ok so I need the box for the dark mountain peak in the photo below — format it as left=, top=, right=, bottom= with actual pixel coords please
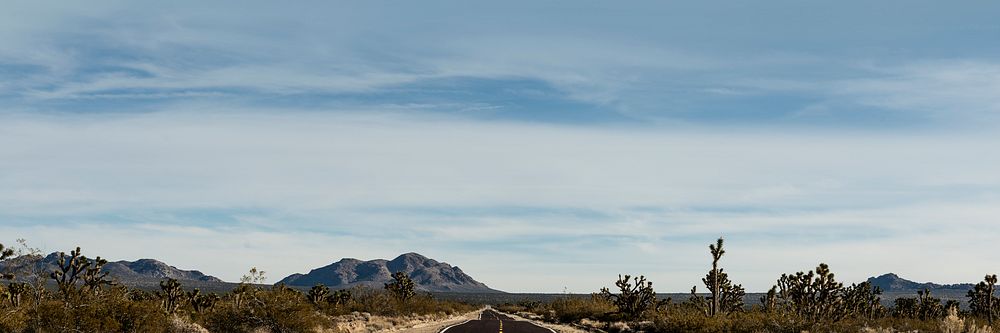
left=394, top=252, right=429, bottom=260
left=388, top=252, right=441, bottom=272
left=279, top=253, right=501, bottom=293
left=867, top=273, right=974, bottom=292
left=108, top=258, right=221, bottom=282
left=337, top=258, right=363, bottom=264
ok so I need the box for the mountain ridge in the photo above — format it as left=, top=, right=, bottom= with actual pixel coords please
left=0, top=252, right=222, bottom=284
left=278, top=252, right=501, bottom=293
left=866, top=273, right=975, bottom=292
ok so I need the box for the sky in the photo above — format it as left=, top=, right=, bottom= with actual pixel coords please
left=2, top=1, right=1000, bottom=293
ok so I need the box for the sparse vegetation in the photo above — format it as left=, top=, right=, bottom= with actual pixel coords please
left=5, top=237, right=1000, bottom=332
left=502, top=237, right=1000, bottom=333
left=0, top=242, right=476, bottom=333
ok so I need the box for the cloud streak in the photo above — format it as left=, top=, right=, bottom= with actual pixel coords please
left=2, top=110, right=999, bottom=291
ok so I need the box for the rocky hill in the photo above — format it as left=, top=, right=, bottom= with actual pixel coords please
left=867, top=273, right=975, bottom=292
left=0, top=252, right=222, bottom=284
left=278, top=252, right=500, bottom=293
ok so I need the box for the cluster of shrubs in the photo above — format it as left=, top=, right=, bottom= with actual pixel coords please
left=0, top=243, right=474, bottom=333
left=498, top=238, right=1000, bottom=333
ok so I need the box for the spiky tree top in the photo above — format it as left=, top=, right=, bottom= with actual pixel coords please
left=308, top=284, right=331, bottom=305
left=329, top=289, right=352, bottom=306
left=187, top=288, right=219, bottom=314
left=600, top=274, right=661, bottom=322
left=49, top=247, right=112, bottom=298
left=773, top=263, right=846, bottom=322
left=841, top=281, right=884, bottom=320
left=0, top=243, right=14, bottom=280
left=708, top=237, right=725, bottom=316
left=968, top=274, right=999, bottom=324
left=158, top=278, right=185, bottom=314
left=385, top=271, right=415, bottom=302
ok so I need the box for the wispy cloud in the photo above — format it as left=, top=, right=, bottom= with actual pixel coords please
left=3, top=2, right=1000, bottom=126
left=2, top=110, right=999, bottom=290
left=833, top=60, right=1000, bottom=121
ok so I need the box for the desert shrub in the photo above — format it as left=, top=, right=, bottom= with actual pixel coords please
left=27, top=288, right=169, bottom=333
left=200, top=284, right=328, bottom=333
left=650, top=306, right=810, bottom=333
left=544, top=295, right=615, bottom=323
left=344, top=286, right=397, bottom=316
left=335, top=286, right=472, bottom=317
left=0, top=306, right=29, bottom=332
left=397, top=292, right=473, bottom=316
left=495, top=300, right=542, bottom=314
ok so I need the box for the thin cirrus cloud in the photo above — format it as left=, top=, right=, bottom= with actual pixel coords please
left=1, top=1, right=1000, bottom=291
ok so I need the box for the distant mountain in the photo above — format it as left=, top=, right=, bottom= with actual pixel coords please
left=278, top=252, right=501, bottom=293
left=0, top=252, right=222, bottom=284
left=867, top=273, right=975, bottom=292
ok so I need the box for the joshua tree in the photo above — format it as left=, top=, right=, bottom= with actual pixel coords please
left=693, top=237, right=745, bottom=316
left=688, top=286, right=710, bottom=315
left=702, top=267, right=746, bottom=315
left=308, top=284, right=331, bottom=305
left=187, top=288, right=219, bottom=314
left=841, top=281, right=884, bottom=320
left=1, top=242, right=16, bottom=280
left=0, top=245, right=16, bottom=307
left=944, top=300, right=961, bottom=313
left=329, top=289, right=352, bottom=306
left=916, top=288, right=944, bottom=320
left=231, top=283, right=254, bottom=309
left=708, top=238, right=725, bottom=316
left=968, top=274, right=999, bottom=324
left=241, top=267, right=267, bottom=284
left=158, top=278, right=185, bottom=314
left=894, top=297, right=919, bottom=318
left=760, top=286, right=778, bottom=312
left=49, top=247, right=112, bottom=299
left=81, top=260, right=113, bottom=294
left=272, top=283, right=300, bottom=296
left=384, top=271, right=415, bottom=302
left=600, top=274, right=661, bottom=321
left=4, top=282, right=29, bottom=307
left=773, top=263, right=845, bottom=322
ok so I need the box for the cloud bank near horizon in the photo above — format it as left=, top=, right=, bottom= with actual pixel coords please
left=2, top=1, right=1000, bottom=292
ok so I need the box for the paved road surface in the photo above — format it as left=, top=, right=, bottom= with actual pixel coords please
left=440, top=309, right=553, bottom=333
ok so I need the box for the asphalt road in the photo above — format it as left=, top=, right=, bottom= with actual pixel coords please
left=441, top=309, right=553, bottom=333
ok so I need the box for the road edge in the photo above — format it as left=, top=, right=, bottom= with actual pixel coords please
left=494, top=309, right=587, bottom=333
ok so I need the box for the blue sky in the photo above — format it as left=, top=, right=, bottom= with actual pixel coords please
left=2, top=1, right=1000, bottom=292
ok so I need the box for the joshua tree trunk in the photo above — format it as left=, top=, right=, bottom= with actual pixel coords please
left=709, top=238, right=725, bottom=317
left=989, top=275, right=997, bottom=324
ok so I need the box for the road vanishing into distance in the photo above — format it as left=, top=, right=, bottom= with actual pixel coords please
left=440, top=309, right=554, bottom=333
